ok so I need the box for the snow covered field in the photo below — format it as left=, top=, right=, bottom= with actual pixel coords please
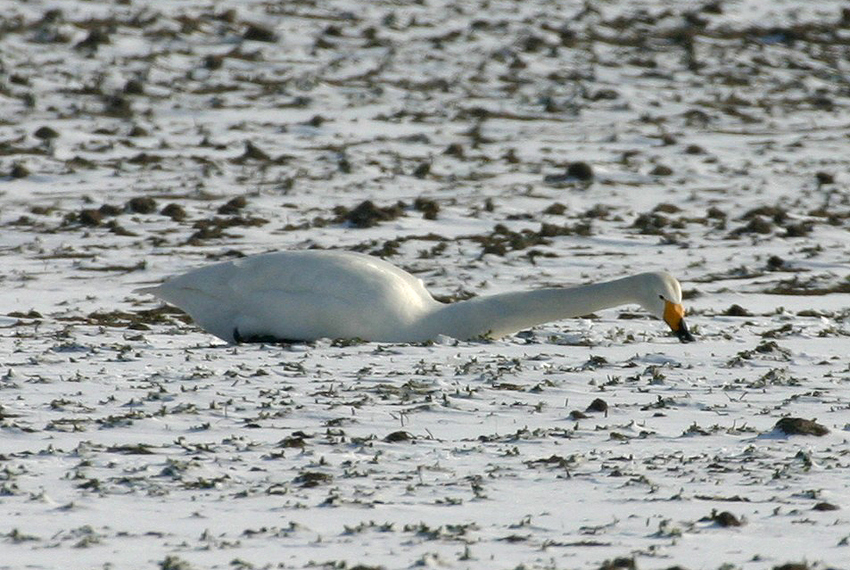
left=1, top=0, right=849, bottom=568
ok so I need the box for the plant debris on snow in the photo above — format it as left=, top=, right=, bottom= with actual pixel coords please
left=1, top=1, right=849, bottom=569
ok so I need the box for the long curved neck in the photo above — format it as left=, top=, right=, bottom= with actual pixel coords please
left=419, top=275, right=644, bottom=340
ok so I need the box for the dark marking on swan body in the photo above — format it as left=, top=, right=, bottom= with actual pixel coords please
left=233, top=327, right=302, bottom=345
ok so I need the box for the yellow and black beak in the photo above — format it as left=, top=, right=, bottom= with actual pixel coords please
left=663, top=300, right=695, bottom=343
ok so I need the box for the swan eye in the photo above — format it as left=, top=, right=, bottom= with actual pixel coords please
left=658, top=294, right=665, bottom=300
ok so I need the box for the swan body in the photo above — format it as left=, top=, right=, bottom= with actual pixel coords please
left=135, top=250, right=694, bottom=344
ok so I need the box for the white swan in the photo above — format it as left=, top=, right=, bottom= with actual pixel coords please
left=135, top=250, right=694, bottom=344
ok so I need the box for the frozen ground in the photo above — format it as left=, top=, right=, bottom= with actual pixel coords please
left=1, top=0, right=849, bottom=568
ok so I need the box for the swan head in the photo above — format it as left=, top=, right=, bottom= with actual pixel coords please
left=635, top=272, right=695, bottom=343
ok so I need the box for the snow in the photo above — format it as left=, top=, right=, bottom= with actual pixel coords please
left=1, top=0, right=849, bottom=569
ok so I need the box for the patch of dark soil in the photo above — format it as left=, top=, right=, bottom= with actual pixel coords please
left=763, top=276, right=850, bottom=295
left=815, top=172, right=834, bottom=185
left=123, top=79, right=144, bottom=95
left=525, top=454, right=573, bottom=469
left=702, top=510, right=743, bottom=527
left=293, top=471, right=332, bottom=488
left=243, top=23, right=278, bottom=43
left=413, top=197, right=439, bottom=220
left=278, top=436, right=307, bottom=449
left=754, top=340, right=790, bottom=356
left=9, top=163, right=30, bottom=178
left=305, top=115, right=325, bottom=128
left=335, top=200, right=406, bottom=228
left=543, top=202, right=567, bottom=215
left=217, top=196, right=247, bottom=215
left=0, top=141, right=48, bottom=157
left=76, top=208, right=103, bottom=226
left=75, top=28, right=109, bottom=51
left=808, top=207, right=849, bottom=226
left=370, top=239, right=401, bottom=258
left=161, top=203, right=187, bottom=221
left=188, top=216, right=268, bottom=243
left=107, top=444, right=155, bottom=455
left=474, top=224, right=548, bottom=256
left=597, top=557, right=635, bottom=570
left=724, top=304, right=752, bottom=316
left=774, top=417, right=829, bottom=436
left=653, top=203, right=681, bottom=214
left=65, top=156, right=97, bottom=170
left=127, top=196, right=157, bottom=214
left=444, top=143, right=464, bottom=157
left=543, top=161, right=594, bottom=185
left=566, top=161, right=593, bottom=180
left=102, top=94, right=133, bottom=118
left=384, top=431, right=414, bottom=443
left=682, top=289, right=701, bottom=300
left=126, top=153, right=162, bottom=166
left=706, top=206, right=726, bottom=219
left=106, top=220, right=137, bottom=237
left=583, top=204, right=615, bottom=220
left=491, top=382, right=526, bottom=391
left=728, top=341, right=791, bottom=366
left=411, top=162, right=430, bottom=178
left=812, top=502, right=839, bottom=511
left=67, top=306, right=187, bottom=330
left=98, top=204, right=122, bottom=217
left=230, top=141, right=291, bottom=164
left=472, top=221, right=592, bottom=256
left=694, top=494, right=750, bottom=502
left=34, top=126, right=59, bottom=140
left=544, top=221, right=592, bottom=237
left=766, top=255, right=786, bottom=271
left=740, top=206, right=788, bottom=223
left=728, top=215, right=773, bottom=236
left=633, top=212, right=669, bottom=234
left=782, top=221, right=813, bottom=237
left=773, top=564, right=810, bottom=570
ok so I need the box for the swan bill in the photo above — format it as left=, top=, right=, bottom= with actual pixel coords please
left=663, top=300, right=695, bottom=343
left=674, top=319, right=695, bottom=343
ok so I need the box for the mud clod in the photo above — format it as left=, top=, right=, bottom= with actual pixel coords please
left=243, top=24, right=278, bottom=43
left=567, top=161, right=594, bottom=181
left=337, top=200, right=405, bottom=229
left=774, top=417, right=829, bottom=437
left=598, top=557, right=636, bottom=570
left=218, top=197, right=248, bottom=215
left=10, top=163, right=30, bottom=178
left=413, top=197, right=439, bottom=220
left=384, top=431, right=414, bottom=443
left=705, top=510, right=743, bottom=527
left=724, top=304, right=752, bottom=317
left=34, top=126, right=59, bottom=140
left=127, top=197, right=158, bottom=215
left=161, top=203, right=187, bottom=221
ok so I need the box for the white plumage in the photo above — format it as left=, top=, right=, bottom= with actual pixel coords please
left=136, top=250, right=694, bottom=344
